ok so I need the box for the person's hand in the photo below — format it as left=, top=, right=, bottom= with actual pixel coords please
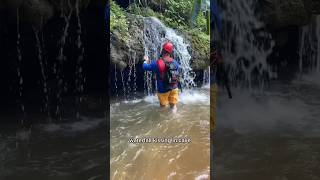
left=144, top=55, right=150, bottom=64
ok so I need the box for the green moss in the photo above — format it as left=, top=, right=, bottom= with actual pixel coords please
left=110, top=0, right=129, bottom=39
left=187, top=28, right=210, bottom=60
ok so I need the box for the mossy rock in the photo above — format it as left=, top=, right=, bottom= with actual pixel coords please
left=110, top=14, right=145, bottom=70
left=185, top=30, right=210, bottom=70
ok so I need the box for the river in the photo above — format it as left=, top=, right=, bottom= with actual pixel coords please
left=110, top=88, right=210, bottom=180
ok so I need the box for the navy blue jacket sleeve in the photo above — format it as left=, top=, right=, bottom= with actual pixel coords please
left=143, top=60, right=157, bottom=72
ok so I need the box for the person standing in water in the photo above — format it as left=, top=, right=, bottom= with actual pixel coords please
left=143, top=42, right=181, bottom=112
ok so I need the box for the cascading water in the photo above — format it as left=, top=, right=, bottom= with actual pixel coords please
left=143, top=17, right=196, bottom=91
left=114, top=64, right=119, bottom=98
left=55, top=6, right=73, bottom=120
left=120, top=70, right=126, bottom=99
left=220, top=0, right=275, bottom=88
left=203, top=66, right=210, bottom=87
left=317, top=16, right=320, bottom=72
left=34, top=29, right=51, bottom=120
left=299, top=15, right=320, bottom=74
left=16, top=8, right=25, bottom=125
left=132, top=51, right=138, bottom=98
left=1, top=4, right=108, bottom=179
left=75, top=0, right=85, bottom=119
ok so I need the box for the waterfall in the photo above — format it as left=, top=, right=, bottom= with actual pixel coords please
left=114, top=64, right=119, bottom=98
left=120, top=70, right=126, bottom=100
left=203, top=66, right=210, bottom=87
left=317, top=16, right=320, bottom=72
left=34, top=29, right=50, bottom=120
left=143, top=17, right=196, bottom=91
left=16, top=8, right=25, bottom=125
left=298, top=15, right=320, bottom=74
left=133, top=52, right=137, bottom=98
left=220, top=0, right=274, bottom=87
left=75, top=0, right=84, bottom=119
left=55, top=7, right=73, bottom=120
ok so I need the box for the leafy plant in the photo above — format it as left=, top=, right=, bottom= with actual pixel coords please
left=110, top=0, right=129, bottom=37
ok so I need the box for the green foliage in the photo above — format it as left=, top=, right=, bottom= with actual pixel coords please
left=128, top=0, right=208, bottom=34
left=195, top=11, right=207, bottom=32
left=163, top=0, right=193, bottom=27
left=110, top=0, right=129, bottom=38
left=128, top=4, right=157, bottom=17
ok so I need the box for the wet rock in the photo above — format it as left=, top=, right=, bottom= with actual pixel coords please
left=261, top=0, right=320, bottom=29
left=0, top=0, right=91, bottom=28
left=186, top=35, right=210, bottom=70
left=262, top=0, right=311, bottom=28
left=20, top=0, right=54, bottom=27
left=303, top=0, right=320, bottom=14
left=110, top=14, right=145, bottom=70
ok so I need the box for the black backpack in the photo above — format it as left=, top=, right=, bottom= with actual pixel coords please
left=162, top=58, right=179, bottom=90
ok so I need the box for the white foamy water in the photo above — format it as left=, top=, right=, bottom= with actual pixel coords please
left=216, top=81, right=320, bottom=179
left=217, top=87, right=311, bottom=135
left=38, top=116, right=105, bottom=134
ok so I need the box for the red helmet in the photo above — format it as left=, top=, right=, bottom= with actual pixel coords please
left=162, top=42, right=174, bottom=53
